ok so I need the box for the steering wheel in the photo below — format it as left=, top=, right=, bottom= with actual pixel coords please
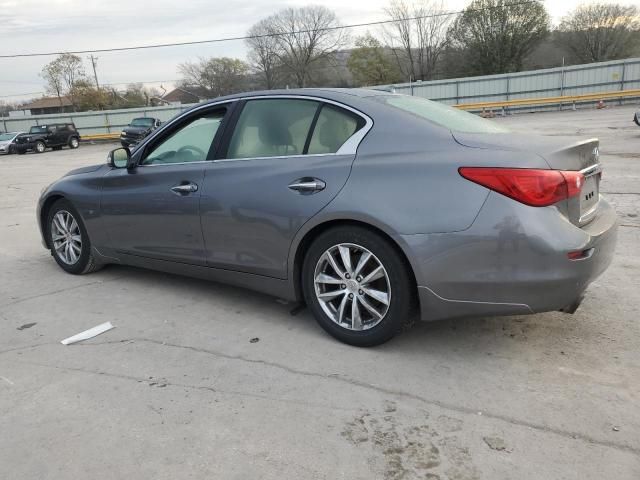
left=177, top=145, right=206, bottom=160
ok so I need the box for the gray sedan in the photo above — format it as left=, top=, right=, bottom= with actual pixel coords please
left=0, top=131, right=23, bottom=155
left=37, top=89, right=617, bottom=346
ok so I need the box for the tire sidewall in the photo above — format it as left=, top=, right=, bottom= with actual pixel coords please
left=302, top=227, right=413, bottom=347
left=46, top=200, right=92, bottom=274
left=35, top=141, right=45, bottom=153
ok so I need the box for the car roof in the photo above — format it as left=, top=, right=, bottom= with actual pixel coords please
left=197, top=87, right=393, bottom=106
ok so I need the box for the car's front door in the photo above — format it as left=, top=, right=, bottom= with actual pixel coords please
left=200, top=97, right=368, bottom=278
left=100, top=105, right=231, bottom=266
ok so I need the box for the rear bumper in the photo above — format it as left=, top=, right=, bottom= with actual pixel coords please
left=401, top=193, right=618, bottom=322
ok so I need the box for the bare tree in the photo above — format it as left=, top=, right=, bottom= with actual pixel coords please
left=258, top=6, right=347, bottom=88
left=178, top=57, right=249, bottom=98
left=384, top=0, right=453, bottom=81
left=557, top=3, right=640, bottom=63
left=40, top=53, right=86, bottom=110
left=41, top=61, right=65, bottom=106
left=246, top=19, right=281, bottom=89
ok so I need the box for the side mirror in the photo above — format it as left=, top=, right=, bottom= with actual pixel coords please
left=108, top=147, right=131, bottom=169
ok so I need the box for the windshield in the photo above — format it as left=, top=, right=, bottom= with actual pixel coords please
left=29, top=126, right=47, bottom=134
left=0, top=133, right=16, bottom=141
left=130, top=118, right=155, bottom=127
left=378, top=95, right=509, bottom=134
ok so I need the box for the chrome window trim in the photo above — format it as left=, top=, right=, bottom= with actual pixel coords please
left=131, top=94, right=373, bottom=168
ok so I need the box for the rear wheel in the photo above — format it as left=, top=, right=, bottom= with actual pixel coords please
left=46, top=199, right=102, bottom=275
left=34, top=141, right=46, bottom=153
left=68, top=137, right=79, bottom=149
left=302, top=226, right=415, bottom=346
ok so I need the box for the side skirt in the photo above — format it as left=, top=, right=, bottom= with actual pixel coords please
left=96, top=248, right=296, bottom=302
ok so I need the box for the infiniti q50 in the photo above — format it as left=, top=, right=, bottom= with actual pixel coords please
left=37, top=89, right=617, bottom=346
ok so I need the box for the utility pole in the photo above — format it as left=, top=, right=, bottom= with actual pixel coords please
left=88, top=55, right=100, bottom=89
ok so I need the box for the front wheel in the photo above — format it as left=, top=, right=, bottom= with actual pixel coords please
left=46, top=199, right=102, bottom=274
left=302, top=226, right=415, bottom=347
left=34, top=141, right=46, bottom=153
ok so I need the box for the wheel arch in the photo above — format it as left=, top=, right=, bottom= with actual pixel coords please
left=40, top=194, right=66, bottom=248
left=291, top=218, right=419, bottom=305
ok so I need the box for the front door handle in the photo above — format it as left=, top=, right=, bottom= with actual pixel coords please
left=288, top=177, right=326, bottom=194
left=171, top=182, right=198, bottom=195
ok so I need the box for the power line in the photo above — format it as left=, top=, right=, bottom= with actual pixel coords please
left=0, top=1, right=540, bottom=59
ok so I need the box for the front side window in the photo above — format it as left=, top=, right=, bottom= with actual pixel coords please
left=226, top=99, right=319, bottom=159
left=307, top=105, right=362, bottom=155
left=143, top=110, right=225, bottom=165
left=30, top=126, right=47, bottom=134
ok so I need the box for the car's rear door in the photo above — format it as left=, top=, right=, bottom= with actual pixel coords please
left=100, top=103, right=232, bottom=266
left=199, top=97, right=369, bottom=279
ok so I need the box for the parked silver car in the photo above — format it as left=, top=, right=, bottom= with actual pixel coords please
left=0, top=131, right=24, bottom=155
left=37, top=89, right=617, bottom=346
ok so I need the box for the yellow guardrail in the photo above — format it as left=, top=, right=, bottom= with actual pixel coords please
left=81, top=133, right=120, bottom=141
left=455, top=88, right=640, bottom=111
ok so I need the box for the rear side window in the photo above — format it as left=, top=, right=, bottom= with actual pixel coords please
left=226, top=99, right=319, bottom=159
left=378, top=95, right=509, bottom=134
left=307, top=105, right=362, bottom=155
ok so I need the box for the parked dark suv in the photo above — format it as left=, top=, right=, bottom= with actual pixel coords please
left=15, top=123, right=80, bottom=154
left=120, top=117, right=161, bottom=148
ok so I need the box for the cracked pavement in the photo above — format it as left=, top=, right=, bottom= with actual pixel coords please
left=1, top=106, right=639, bottom=479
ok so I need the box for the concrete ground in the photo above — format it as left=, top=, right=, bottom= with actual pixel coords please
left=1, top=105, right=639, bottom=480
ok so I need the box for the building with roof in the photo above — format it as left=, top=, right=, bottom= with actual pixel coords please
left=20, top=96, right=74, bottom=115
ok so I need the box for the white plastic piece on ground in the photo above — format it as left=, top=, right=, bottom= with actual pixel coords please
left=60, top=322, right=115, bottom=345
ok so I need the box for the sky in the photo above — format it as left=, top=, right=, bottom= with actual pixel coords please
left=0, top=0, right=638, bottom=102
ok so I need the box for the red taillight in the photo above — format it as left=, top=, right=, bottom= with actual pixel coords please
left=458, top=167, right=585, bottom=207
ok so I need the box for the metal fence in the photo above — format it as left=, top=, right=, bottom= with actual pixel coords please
left=3, top=57, right=640, bottom=136
left=1, top=103, right=199, bottom=137
left=373, top=57, right=640, bottom=110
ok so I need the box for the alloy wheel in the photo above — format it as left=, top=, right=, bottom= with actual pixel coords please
left=313, top=243, right=391, bottom=331
left=70, top=138, right=79, bottom=148
left=51, top=210, right=82, bottom=265
left=36, top=142, right=45, bottom=153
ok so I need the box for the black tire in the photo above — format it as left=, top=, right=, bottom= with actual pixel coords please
left=34, top=141, right=46, bottom=153
left=68, top=137, right=79, bottom=149
left=46, top=199, right=103, bottom=275
left=302, top=226, right=415, bottom=347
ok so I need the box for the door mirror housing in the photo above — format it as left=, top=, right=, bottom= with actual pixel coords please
left=108, top=147, right=132, bottom=169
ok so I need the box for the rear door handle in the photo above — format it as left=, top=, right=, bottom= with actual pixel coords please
left=171, top=182, right=198, bottom=195
left=288, top=177, right=326, bottom=194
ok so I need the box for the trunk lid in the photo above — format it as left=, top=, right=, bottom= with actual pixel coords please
left=453, top=132, right=602, bottom=226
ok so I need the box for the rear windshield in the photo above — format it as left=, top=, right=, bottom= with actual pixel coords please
left=377, top=95, right=509, bottom=134
left=130, top=118, right=155, bottom=127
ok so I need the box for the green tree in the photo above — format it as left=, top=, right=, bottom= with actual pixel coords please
left=70, top=80, right=110, bottom=111
left=179, top=57, right=249, bottom=97
left=347, top=34, right=400, bottom=86
left=557, top=3, right=640, bottom=63
left=448, top=0, right=550, bottom=75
